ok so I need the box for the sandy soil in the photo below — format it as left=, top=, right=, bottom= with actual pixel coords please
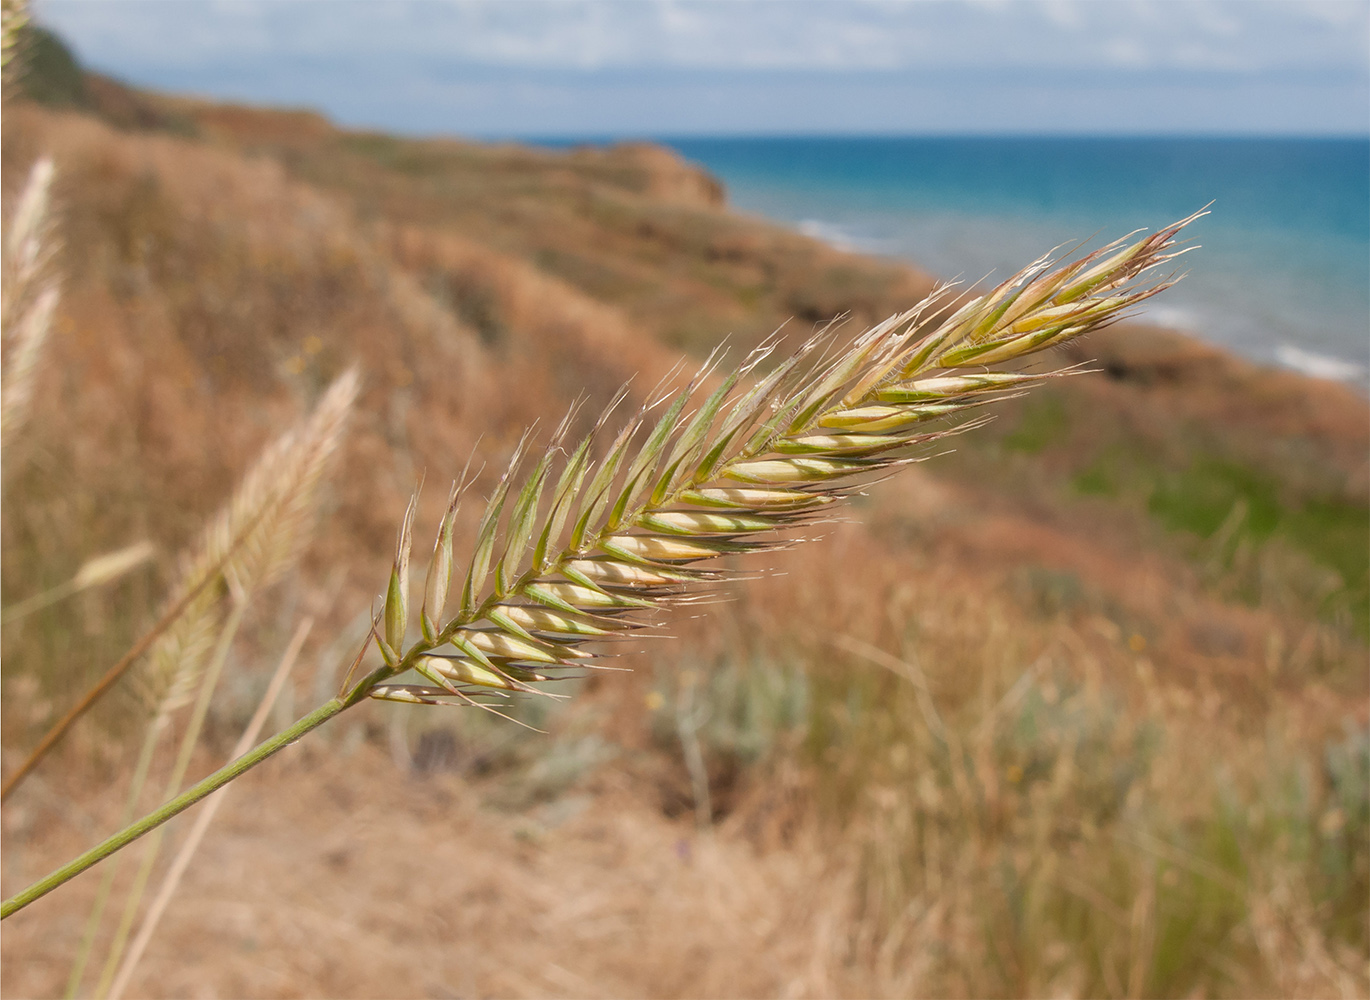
left=3, top=737, right=847, bottom=999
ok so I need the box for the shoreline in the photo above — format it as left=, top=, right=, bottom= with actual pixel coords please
left=660, top=134, right=1369, bottom=391
left=770, top=215, right=1370, bottom=392
left=721, top=195, right=1370, bottom=400
left=779, top=211, right=1370, bottom=393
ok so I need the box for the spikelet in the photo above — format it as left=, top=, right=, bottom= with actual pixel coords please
left=365, top=215, right=1201, bottom=708
left=2, top=0, right=29, bottom=80
left=1, top=156, right=58, bottom=451
left=142, top=369, right=359, bottom=715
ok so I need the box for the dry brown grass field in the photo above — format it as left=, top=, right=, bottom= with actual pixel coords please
left=2, top=57, right=1367, bottom=999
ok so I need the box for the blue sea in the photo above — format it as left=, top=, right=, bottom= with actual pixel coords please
left=661, top=137, right=1369, bottom=387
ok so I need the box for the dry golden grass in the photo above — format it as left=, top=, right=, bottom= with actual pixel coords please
left=1, top=153, right=57, bottom=451
left=1, top=82, right=1365, bottom=997
left=54, top=368, right=359, bottom=999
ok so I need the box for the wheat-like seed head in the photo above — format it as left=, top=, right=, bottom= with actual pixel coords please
left=211, top=367, right=360, bottom=598
left=71, top=541, right=158, bottom=593
left=361, top=215, right=1201, bottom=712
left=1, top=156, right=58, bottom=451
left=142, top=369, right=360, bottom=715
left=1, top=0, right=29, bottom=78
left=3, top=157, right=54, bottom=294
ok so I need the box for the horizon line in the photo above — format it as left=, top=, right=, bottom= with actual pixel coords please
left=513, top=130, right=1370, bottom=144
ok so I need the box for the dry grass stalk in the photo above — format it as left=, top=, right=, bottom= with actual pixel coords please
left=0, top=551, right=234, bottom=804
left=105, top=617, right=315, bottom=1000
left=141, top=366, right=360, bottom=716
left=0, top=215, right=1201, bottom=920
left=66, top=371, right=358, bottom=997
left=2, top=541, right=156, bottom=624
left=1, top=154, right=58, bottom=452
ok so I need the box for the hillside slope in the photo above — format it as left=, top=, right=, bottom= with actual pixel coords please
left=2, top=71, right=1366, bottom=999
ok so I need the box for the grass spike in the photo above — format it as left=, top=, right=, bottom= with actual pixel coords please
left=0, top=216, right=1204, bottom=923
left=459, top=431, right=532, bottom=614
left=385, top=492, right=418, bottom=654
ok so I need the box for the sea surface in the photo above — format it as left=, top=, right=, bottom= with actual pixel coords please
left=659, top=136, right=1369, bottom=386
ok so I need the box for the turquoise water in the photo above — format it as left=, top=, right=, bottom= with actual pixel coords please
left=663, top=137, right=1369, bottom=385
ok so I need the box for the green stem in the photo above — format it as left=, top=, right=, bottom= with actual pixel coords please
left=0, top=696, right=352, bottom=920
left=65, top=718, right=167, bottom=998
left=94, top=602, right=247, bottom=997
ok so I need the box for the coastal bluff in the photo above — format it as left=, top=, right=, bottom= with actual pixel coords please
left=4, top=55, right=1367, bottom=1000
left=5, top=64, right=1366, bottom=711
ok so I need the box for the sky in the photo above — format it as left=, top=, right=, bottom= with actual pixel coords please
left=34, top=0, right=1370, bottom=138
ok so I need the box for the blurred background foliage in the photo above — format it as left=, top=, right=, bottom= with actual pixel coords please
left=2, top=25, right=1366, bottom=999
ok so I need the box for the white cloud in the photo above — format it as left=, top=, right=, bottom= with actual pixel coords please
left=37, top=0, right=1370, bottom=73
left=1102, top=37, right=1153, bottom=71
left=1040, top=0, right=1083, bottom=31
left=31, top=0, right=1370, bottom=135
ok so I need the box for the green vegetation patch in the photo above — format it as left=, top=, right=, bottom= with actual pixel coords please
left=14, top=25, right=88, bottom=109
left=337, top=133, right=455, bottom=177
left=425, top=268, right=507, bottom=347
left=1283, top=497, right=1370, bottom=600
left=338, top=132, right=406, bottom=163
left=662, top=310, right=748, bottom=358
left=1004, top=395, right=1070, bottom=454
left=1321, top=724, right=1370, bottom=948
left=1070, top=442, right=1369, bottom=636
left=533, top=246, right=642, bottom=300
left=1147, top=457, right=1284, bottom=542
left=1148, top=456, right=1369, bottom=634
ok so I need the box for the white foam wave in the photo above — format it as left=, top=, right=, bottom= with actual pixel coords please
left=797, top=219, right=866, bottom=254
left=1274, top=344, right=1367, bottom=383
left=1136, top=303, right=1202, bottom=334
